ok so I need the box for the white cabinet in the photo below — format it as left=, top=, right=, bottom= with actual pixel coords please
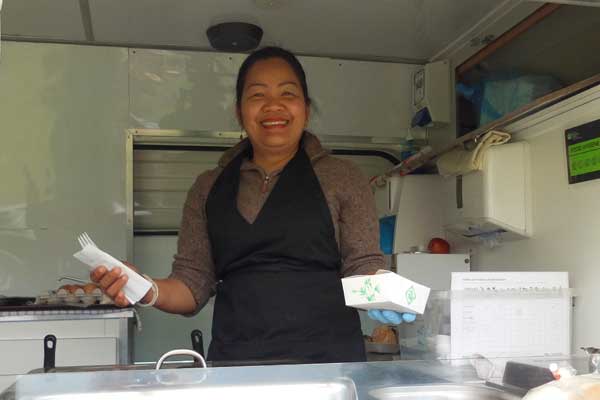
left=129, top=49, right=418, bottom=137
left=0, top=338, right=117, bottom=375
left=0, top=312, right=132, bottom=393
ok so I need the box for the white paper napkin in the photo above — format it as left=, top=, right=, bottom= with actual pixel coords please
left=73, top=245, right=151, bottom=304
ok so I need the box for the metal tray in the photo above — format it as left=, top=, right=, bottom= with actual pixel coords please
left=370, top=384, right=521, bottom=400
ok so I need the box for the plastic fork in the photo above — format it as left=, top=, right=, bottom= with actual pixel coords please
left=77, top=232, right=98, bottom=249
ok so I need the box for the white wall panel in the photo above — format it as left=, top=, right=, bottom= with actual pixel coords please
left=129, top=49, right=418, bottom=137
left=465, top=86, right=600, bottom=352
left=0, top=338, right=117, bottom=374
left=0, top=42, right=129, bottom=296
left=129, top=49, right=245, bottom=131
left=312, top=59, right=418, bottom=136
left=132, top=235, right=214, bottom=362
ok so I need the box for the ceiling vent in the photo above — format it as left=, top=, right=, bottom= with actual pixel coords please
left=206, top=22, right=263, bottom=52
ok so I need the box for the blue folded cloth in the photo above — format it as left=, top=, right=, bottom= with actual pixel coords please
left=368, top=310, right=416, bottom=324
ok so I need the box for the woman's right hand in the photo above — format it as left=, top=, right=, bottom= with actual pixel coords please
left=90, top=264, right=136, bottom=308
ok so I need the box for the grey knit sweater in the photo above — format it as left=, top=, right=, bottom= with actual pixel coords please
left=169, top=132, right=384, bottom=314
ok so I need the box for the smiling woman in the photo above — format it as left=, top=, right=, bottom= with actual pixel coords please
left=235, top=49, right=310, bottom=173
left=91, top=46, right=414, bottom=365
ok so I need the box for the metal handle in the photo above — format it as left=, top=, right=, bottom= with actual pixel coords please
left=43, top=334, right=57, bottom=372
left=57, top=276, right=88, bottom=284
left=191, top=329, right=205, bottom=358
left=155, top=349, right=207, bottom=370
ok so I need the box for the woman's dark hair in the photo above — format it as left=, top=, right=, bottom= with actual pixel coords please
left=235, top=46, right=311, bottom=107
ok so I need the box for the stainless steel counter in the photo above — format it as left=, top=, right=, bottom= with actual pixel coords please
left=0, top=359, right=518, bottom=400
left=0, top=308, right=134, bottom=322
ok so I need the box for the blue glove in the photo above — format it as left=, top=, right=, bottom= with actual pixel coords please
left=368, top=309, right=416, bottom=324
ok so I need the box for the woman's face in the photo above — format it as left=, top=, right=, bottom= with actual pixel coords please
left=238, top=57, right=309, bottom=155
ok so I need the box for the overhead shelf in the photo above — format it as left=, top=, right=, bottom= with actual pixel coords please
left=379, top=72, right=600, bottom=180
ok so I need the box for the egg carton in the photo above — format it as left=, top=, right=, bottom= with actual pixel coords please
left=35, top=289, right=113, bottom=307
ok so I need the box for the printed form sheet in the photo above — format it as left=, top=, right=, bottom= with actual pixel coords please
left=450, top=272, right=570, bottom=360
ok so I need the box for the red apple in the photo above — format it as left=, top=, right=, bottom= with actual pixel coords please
left=428, top=238, right=450, bottom=254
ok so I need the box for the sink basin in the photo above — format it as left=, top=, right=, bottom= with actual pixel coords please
left=370, top=384, right=521, bottom=400
left=37, top=380, right=357, bottom=400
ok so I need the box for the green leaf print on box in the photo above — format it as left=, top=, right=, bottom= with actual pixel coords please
left=405, top=286, right=417, bottom=305
left=353, top=278, right=381, bottom=302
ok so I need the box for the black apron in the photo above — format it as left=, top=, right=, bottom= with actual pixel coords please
left=205, top=145, right=365, bottom=364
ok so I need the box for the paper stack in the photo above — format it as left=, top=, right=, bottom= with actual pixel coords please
left=73, top=236, right=151, bottom=304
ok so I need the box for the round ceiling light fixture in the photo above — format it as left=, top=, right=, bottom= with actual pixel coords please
left=206, top=22, right=263, bottom=52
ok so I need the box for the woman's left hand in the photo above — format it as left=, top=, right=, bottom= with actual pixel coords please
left=368, top=310, right=416, bottom=324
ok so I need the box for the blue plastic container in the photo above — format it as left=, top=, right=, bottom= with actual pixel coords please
left=379, top=215, right=396, bottom=255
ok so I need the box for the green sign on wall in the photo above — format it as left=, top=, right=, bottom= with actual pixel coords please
left=566, top=120, right=600, bottom=184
